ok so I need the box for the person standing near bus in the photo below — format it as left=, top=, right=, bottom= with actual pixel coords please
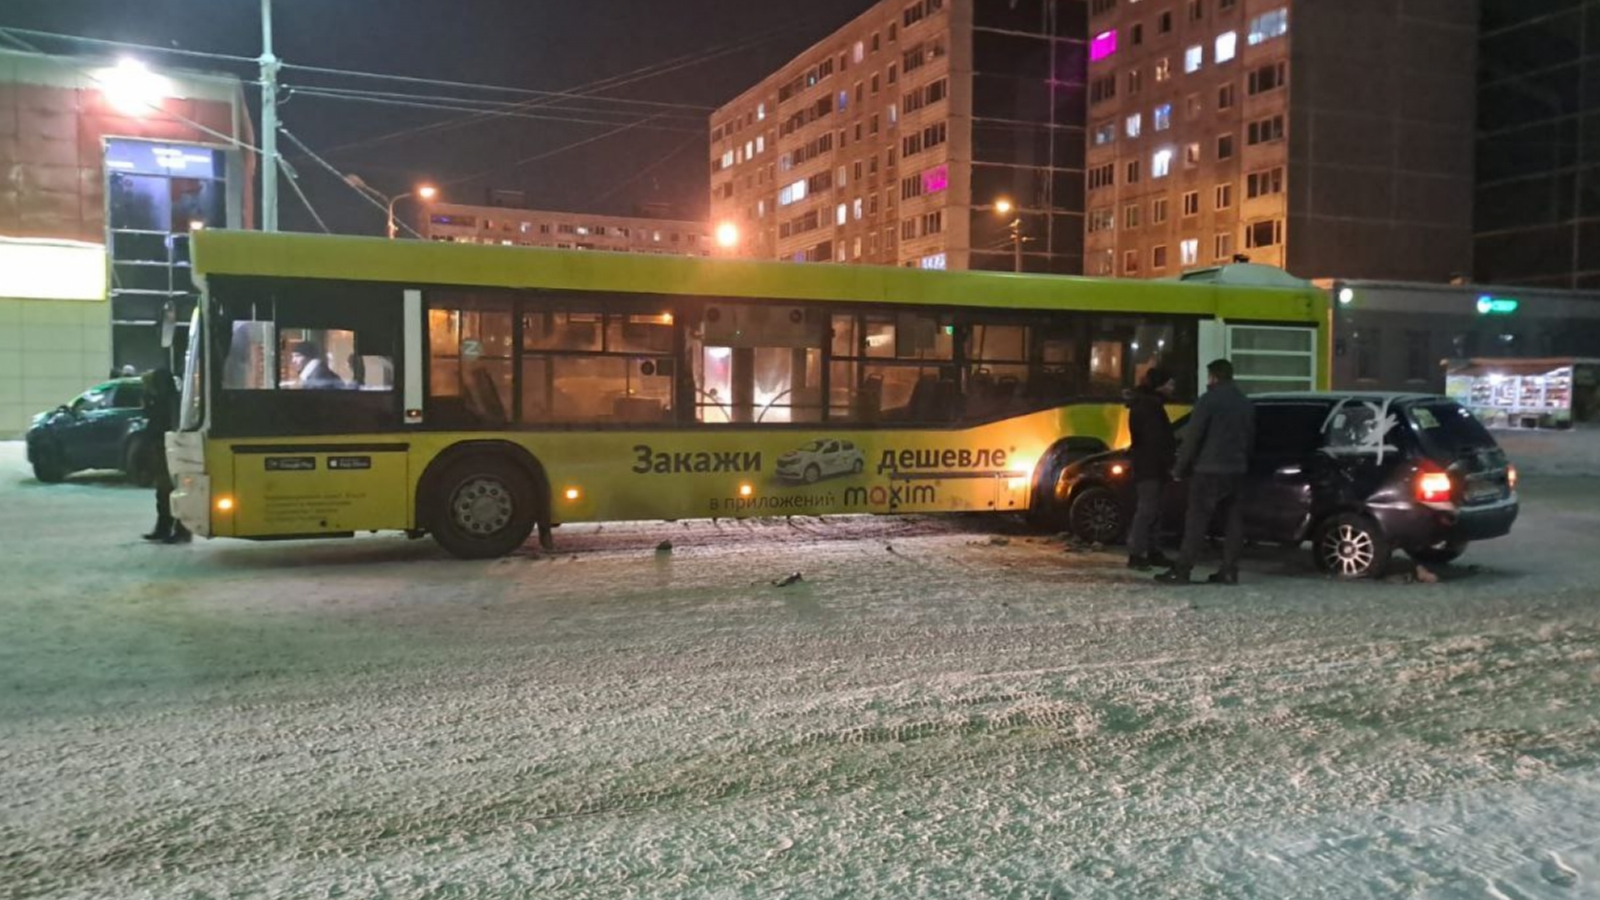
left=1126, top=367, right=1177, bottom=571
left=140, top=368, right=190, bottom=544
left=1157, top=359, right=1254, bottom=585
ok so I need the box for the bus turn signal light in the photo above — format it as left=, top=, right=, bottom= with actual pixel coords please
left=1416, top=472, right=1452, bottom=503
left=739, top=483, right=754, bottom=498
left=216, top=496, right=235, bottom=512
left=564, top=488, right=581, bottom=501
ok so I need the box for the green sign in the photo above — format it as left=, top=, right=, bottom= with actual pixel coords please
left=1477, top=296, right=1519, bottom=315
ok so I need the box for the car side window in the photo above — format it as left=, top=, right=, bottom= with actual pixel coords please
left=111, top=383, right=145, bottom=409
left=72, top=388, right=113, bottom=414
left=1254, top=404, right=1330, bottom=461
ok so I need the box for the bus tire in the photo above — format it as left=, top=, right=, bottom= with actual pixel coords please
left=428, top=454, right=540, bottom=559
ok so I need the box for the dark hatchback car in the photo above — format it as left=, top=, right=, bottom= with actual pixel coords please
left=1056, top=393, right=1519, bottom=578
left=24, top=378, right=159, bottom=485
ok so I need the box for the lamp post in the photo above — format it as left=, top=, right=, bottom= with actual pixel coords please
left=994, top=198, right=1023, bottom=273
left=345, top=176, right=438, bottom=239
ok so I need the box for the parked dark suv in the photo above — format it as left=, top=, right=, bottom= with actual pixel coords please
left=24, top=378, right=159, bottom=486
left=1056, top=393, right=1519, bottom=578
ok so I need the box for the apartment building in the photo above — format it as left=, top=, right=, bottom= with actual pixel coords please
left=1475, top=0, right=1600, bottom=289
left=421, top=202, right=710, bottom=256
left=1084, top=0, right=1478, bottom=281
left=709, top=0, right=1088, bottom=274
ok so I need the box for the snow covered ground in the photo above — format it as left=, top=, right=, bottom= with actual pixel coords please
left=3, top=440, right=1600, bottom=899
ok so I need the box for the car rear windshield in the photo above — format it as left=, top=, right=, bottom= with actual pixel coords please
left=1408, top=401, right=1498, bottom=460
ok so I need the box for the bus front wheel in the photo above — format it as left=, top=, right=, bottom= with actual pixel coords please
left=429, top=455, right=540, bottom=559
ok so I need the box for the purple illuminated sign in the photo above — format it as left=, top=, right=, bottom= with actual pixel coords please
left=922, top=164, right=950, bottom=194
left=1090, top=30, right=1118, bottom=62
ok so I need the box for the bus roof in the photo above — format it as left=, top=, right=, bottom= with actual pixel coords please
left=191, top=230, right=1326, bottom=322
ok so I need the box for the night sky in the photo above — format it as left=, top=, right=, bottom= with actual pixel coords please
left=0, top=0, right=876, bottom=234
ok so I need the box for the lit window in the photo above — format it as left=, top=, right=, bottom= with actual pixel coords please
left=1216, top=30, right=1238, bottom=63
left=721, top=150, right=734, bottom=168
left=1184, top=142, right=1201, bottom=166
left=1185, top=44, right=1203, bottom=73
left=1091, top=30, right=1119, bottom=61
left=1094, top=122, right=1117, bottom=146
left=1155, top=57, right=1172, bottom=82
left=756, top=136, right=765, bottom=154
left=854, top=40, right=865, bottom=63
left=1126, top=113, right=1142, bottom=138
left=854, top=197, right=864, bottom=219
left=919, top=252, right=947, bottom=270
left=757, top=102, right=766, bottom=121
left=1181, top=239, right=1199, bottom=266
left=1152, top=148, right=1173, bottom=178
left=1248, top=7, right=1289, bottom=45
left=745, top=140, right=754, bottom=159
left=837, top=203, right=848, bottom=226
left=1154, top=104, right=1172, bottom=131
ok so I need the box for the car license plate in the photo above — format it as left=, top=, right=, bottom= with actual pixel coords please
left=1467, top=483, right=1502, bottom=503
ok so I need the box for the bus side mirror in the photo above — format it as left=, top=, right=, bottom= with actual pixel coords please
left=160, top=302, right=178, bottom=350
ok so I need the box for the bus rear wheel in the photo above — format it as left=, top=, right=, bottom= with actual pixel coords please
left=429, top=455, right=540, bottom=559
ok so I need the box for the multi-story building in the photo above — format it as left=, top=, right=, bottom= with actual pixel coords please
left=421, top=202, right=710, bottom=256
left=0, top=48, right=253, bottom=433
left=1084, top=0, right=1478, bottom=282
left=710, top=0, right=1088, bottom=274
left=1475, top=0, right=1600, bottom=289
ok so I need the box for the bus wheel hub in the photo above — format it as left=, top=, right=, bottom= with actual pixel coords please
left=453, top=477, right=512, bottom=535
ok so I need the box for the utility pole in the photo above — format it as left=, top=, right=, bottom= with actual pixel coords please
left=259, top=0, right=279, bottom=232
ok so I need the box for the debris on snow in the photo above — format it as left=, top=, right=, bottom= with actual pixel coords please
left=1415, top=565, right=1441, bottom=584
left=656, top=540, right=673, bottom=555
left=773, top=572, right=803, bottom=587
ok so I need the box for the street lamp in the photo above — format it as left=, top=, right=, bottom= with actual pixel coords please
left=993, top=197, right=1023, bottom=273
left=345, top=175, right=439, bottom=239
left=715, top=222, right=740, bottom=252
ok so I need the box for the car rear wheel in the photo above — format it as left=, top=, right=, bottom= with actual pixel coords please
left=1313, top=513, right=1392, bottom=580
left=429, top=455, right=540, bottom=559
left=803, top=464, right=822, bottom=484
left=1408, top=540, right=1468, bottom=566
left=1069, top=485, right=1126, bottom=544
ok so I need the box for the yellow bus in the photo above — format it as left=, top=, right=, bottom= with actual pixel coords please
left=168, top=231, right=1329, bottom=558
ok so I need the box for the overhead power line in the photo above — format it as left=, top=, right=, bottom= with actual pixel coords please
left=283, top=61, right=715, bottom=113
left=279, top=128, right=424, bottom=239
left=284, top=84, right=705, bottom=130
left=0, top=26, right=259, bottom=65
left=444, top=113, right=677, bottom=188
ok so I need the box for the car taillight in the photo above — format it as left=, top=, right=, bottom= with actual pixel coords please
left=1417, top=471, right=1453, bottom=503
left=1507, top=465, right=1518, bottom=490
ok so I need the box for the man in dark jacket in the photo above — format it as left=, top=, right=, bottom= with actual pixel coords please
left=1157, top=359, right=1254, bottom=585
left=141, top=368, right=190, bottom=544
left=1126, top=367, right=1177, bottom=570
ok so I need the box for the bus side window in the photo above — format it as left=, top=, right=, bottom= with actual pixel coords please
left=429, top=294, right=514, bottom=426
